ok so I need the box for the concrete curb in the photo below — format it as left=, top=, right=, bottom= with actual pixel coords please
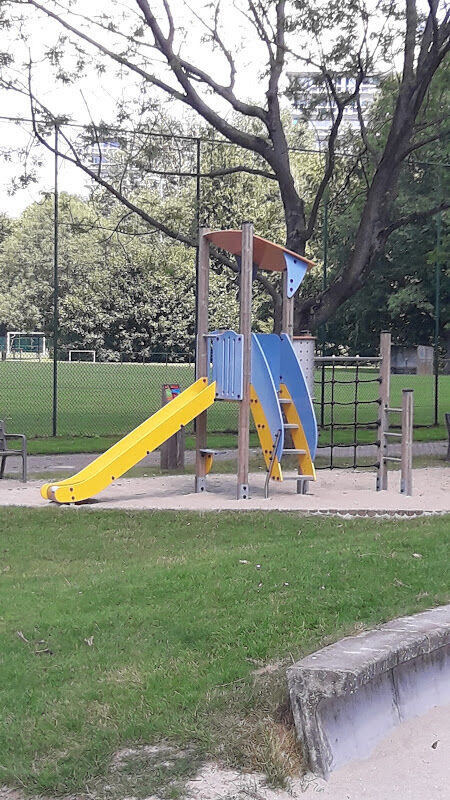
left=287, top=605, right=450, bottom=779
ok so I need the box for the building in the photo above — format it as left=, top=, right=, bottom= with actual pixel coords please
left=391, top=344, right=434, bottom=375
left=287, top=72, right=381, bottom=142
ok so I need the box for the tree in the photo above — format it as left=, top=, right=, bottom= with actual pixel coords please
left=316, top=61, right=450, bottom=354
left=0, top=190, right=245, bottom=356
left=1, top=0, right=449, bottom=333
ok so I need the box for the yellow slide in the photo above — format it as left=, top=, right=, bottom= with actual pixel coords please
left=41, top=378, right=216, bottom=504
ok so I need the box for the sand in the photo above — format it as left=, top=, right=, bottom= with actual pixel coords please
left=1, top=703, right=448, bottom=799
left=0, top=467, right=448, bottom=513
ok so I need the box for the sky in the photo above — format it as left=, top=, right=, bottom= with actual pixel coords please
left=0, top=0, right=275, bottom=215
left=0, top=0, right=402, bottom=216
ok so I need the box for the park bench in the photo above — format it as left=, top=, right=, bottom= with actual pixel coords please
left=446, top=412, right=450, bottom=461
left=0, top=420, right=27, bottom=482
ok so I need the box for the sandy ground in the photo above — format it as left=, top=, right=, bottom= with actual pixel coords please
left=183, top=703, right=450, bottom=800
left=0, top=466, right=448, bottom=513
left=0, top=703, right=448, bottom=800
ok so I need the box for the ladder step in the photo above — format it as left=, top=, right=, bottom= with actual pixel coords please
left=282, top=448, right=306, bottom=455
left=383, top=456, right=401, bottom=462
left=283, top=423, right=298, bottom=429
left=387, top=407, right=402, bottom=413
left=384, top=432, right=402, bottom=438
left=279, top=398, right=292, bottom=404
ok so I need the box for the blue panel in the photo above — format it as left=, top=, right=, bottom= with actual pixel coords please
left=280, top=334, right=318, bottom=457
left=283, top=252, right=308, bottom=298
left=251, top=334, right=284, bottom=461
left=254, top=334, right=281, bottom=392
left=210, top=330, right=244, bottom=400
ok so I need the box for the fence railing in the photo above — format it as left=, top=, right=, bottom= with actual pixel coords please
left=1, top=349, right=448, bottom=442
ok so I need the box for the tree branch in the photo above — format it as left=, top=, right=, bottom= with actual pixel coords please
left=383, top=199, right=450, bottom=236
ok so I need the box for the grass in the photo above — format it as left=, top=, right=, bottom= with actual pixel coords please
left=1, top=360, right=448, bottom=445
left=0, top=508, right=449, bottom=797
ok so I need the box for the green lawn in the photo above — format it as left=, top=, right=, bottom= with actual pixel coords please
left=1, top=360, right=448, bottom=446
left=0, top=509, right=449, bottom=797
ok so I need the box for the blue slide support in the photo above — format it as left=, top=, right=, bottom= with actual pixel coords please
left=251, top=334, right=284, bottom=462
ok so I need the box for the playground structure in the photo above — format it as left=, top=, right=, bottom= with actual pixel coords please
left=41, top=223, right=318, bottom=504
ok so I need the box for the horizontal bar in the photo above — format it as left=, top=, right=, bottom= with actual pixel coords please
left=387, top=407, right=402, bottom=413
left=315, top=356, right=382, bottom=363
left=384, top=432, right=402, bottom=438
left=383, top=456, right=402, bottom=462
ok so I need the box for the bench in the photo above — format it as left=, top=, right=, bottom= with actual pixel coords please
left=446, top=412, right=450, bottom=461
left=0, top=420, right=27, bottom=482
left=287, top=605, right=450, bottom=778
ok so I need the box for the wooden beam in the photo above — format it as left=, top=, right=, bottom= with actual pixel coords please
left=237, top=221, right=253, bottom=499
left=195, top=226, right=210, bottom=493
left=282, top=271, right=294, bottom=339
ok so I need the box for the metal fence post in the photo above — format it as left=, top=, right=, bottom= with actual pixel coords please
left=52, top=123, right=59, bottom=436
left=377, top=331, right=391, bottom=491
left=401, top=389, right=413, bottom=496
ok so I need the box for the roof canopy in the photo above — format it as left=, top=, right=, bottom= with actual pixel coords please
left=204, top=230, right=314, bottom=272
left=204, top=229, right=315, bottom=298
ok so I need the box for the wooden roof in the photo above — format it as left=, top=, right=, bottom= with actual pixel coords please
left=204, top=230, right=315, bottom=272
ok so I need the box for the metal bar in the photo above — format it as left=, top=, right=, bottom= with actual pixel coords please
left=194, top=137, right=201, bottom=388
left=384, top=432, right=402, bottom=438
left=387, top=407, right=402, bottom=413
left=401, top=389, right=413, bottom=496
left=195, top=226, right=210, bottom=493
left=434, top=169, right=441, bottom=427
left=353, top=358, right=359, bottom=468
left=52, top=124, right=59, bottom=437
left=315, top=356, right=382, bottom=363
left=383, top=456, right=402, bottom=462
left=330, top=358, right=335, bottom=469
left=377, top=331, right=391, bottom=491
left=237, top=221, right=253, bottom=500
left=265, top=429, right=281, bottom=499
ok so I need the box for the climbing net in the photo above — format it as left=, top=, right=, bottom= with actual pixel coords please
left=314, top=355, right=382, bottom=470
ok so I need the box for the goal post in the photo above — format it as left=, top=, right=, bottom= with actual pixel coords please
left=6, top=331, right=47, bottom=358
left=68, top=350, right=96, bottom=362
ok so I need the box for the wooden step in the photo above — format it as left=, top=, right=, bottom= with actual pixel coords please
left=282, top=448, right=306, bottom=455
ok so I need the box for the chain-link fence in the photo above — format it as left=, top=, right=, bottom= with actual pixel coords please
left=1, top=349, right=448, bottom=441
left=0, top=352, right=239, bottom=439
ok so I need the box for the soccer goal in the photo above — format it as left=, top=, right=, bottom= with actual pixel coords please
left=6, top=331, right=48, bottom=359
left=68, top=350, right=96, bottom=362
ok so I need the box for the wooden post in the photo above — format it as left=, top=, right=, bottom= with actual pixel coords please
left=282, top=272, right=294, bottom=339
left=160, top=386, right=185, bottom=470
left=195, top=227, right=210, bottom=492
left=377, top=331, right=391, bottom=491
left=400, top=389, right=413, bottom=496
left=237, top=221, right=253, bottom=499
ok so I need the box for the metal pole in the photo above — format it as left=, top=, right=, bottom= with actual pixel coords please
left=433, top=167, right=442, bottom=426
left=193, top=138, right=201, bottom=429
left=195, top=226, right=210, bottom=493
left=52, top=124, right=59, bottom=437
left=319, top=194, right=328, bottom=428
left=376, top=331, right=391, bottom=491
left=237, top=221, right=253, bottom=499
left=400, top=389, right=413, bottom=496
